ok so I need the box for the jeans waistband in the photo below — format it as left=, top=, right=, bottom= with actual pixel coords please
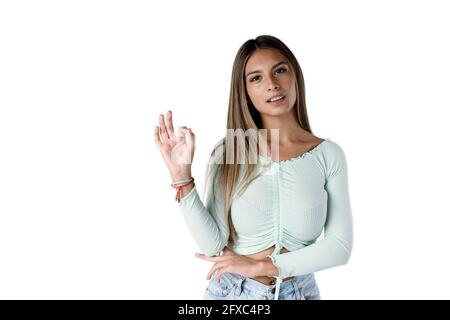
left=221, top=272, right=313, bottom=296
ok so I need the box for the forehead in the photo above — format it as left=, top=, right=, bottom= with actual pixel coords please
left=245, top=48, right=286, bottom=72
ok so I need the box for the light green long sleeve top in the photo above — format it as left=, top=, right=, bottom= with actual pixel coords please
left=177, top=138, right=353, bottom=300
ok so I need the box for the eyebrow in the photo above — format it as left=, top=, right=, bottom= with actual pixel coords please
left=246, top=61, right=288, bottom=78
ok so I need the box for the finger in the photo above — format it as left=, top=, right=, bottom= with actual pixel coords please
left=195, top=252, right=217, bottom=262
left=195, top=252, right=227, bottom=262
left=159, top=114, right=169, bottom=143
left=166, top=110, right=176, bottom=140
left=214, top=269, right=223, bottom=283
left=187, top=127, right=195, bottom=151
left=177, top=126, right=187, bottom=144
left=154, top=126, right=162, bottom=147
left=207, top=263, right=226, bottom=280
left=206, top=266, right=215, bottom=280
left=215, top=267, right=231, bottom=283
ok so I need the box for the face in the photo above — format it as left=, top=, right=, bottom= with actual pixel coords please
left=244, top=48, right=296, bottom=116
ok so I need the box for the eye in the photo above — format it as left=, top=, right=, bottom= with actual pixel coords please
left=249, top=67, right=287, bottom=82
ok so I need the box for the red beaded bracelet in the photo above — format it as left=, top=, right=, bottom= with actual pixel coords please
left=171, top=177, right=195, bottom=203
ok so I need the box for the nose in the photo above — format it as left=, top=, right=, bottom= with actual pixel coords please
left=267, top=79, right=280, bottom=92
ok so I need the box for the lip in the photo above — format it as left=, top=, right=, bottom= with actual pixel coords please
left=267, top=94, right=285, bottom=102
left=267, top=95, right=286, bottom=105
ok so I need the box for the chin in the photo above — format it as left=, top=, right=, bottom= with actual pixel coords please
left=262, top=103, right=292, bottom=115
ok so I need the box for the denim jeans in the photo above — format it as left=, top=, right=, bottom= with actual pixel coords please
left=203, top=272, right=321, bottom=300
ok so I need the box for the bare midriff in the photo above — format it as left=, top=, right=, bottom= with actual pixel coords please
left=222, top=245, right=294, bottom=285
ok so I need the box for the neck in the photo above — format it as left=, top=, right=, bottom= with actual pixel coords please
left=260, top=110, right=308, bottom=146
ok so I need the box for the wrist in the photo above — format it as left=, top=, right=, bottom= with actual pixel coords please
left=259, top=257, right=279, bottom=277
left=171, top=178, right=195, bottom=203
left=171, top=172, right=192, bottom=182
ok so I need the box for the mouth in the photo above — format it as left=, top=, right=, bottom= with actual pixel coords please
left=267, top=95, right=286, bottom=105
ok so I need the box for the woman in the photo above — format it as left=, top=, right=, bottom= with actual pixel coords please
left=154, top=35, right=353, bottom=300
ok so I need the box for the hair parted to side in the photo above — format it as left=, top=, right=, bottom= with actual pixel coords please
left=203, top=35, right=313, bottom=249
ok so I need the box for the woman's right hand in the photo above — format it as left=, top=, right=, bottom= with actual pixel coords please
left=154, top=110, right=196, bottom=181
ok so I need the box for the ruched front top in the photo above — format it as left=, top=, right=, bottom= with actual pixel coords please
left=177, top=138, right=353, bottom=300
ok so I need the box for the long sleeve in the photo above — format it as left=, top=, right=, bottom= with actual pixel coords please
left=177, top=149, right=229, bottom=257
left=269, top=143, right=354, bottom=279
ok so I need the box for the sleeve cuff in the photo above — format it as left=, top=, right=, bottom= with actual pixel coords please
left=177, top=185, right=198, bottom=205
left=266, top=254, right=283, bottom=279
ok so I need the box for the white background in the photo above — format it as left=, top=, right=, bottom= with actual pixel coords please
left=1, top=0, right=449, bottom=299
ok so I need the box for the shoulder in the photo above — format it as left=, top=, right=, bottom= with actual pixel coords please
left=315, top=138, right=348, bottom=179
left=208, top=137, right=226, bottom=165
left=323, top=138, right=346, bottom=158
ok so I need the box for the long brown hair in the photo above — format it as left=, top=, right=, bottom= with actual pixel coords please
left=203, top=35, right=313, bottom=248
